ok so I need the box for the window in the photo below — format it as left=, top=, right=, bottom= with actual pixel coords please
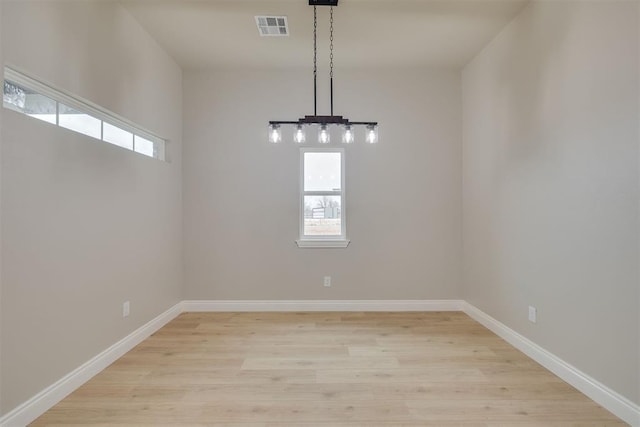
left=297, top=148, right=349, bottom=248
left=2, top=66, right=166, bottom=161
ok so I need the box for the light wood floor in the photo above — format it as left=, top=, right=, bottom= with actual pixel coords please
left=32, top=312, right=626, bottom=426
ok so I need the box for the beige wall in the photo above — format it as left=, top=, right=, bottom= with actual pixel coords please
left=462, top=0, right=639, bottom=404
left=183, top=68, right=462, bottom=300
left=1, top=1, right=183, bottom=415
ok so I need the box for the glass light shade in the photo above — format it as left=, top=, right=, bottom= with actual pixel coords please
left=269, top=124, right=282, bottom=143
left=318, top=125, right=330, bottom=144
left=294, top=125, right=306, bottom=143
left=365, top=124, right=378, bottom=144
left=342, top=125, right=354, bottom=144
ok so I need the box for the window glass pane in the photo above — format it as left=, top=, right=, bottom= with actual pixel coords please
left=103, top=122, right=133, bottom=150
left=3, top=80, right=25, bottom=111
left=58, top=103, right=101, bottom=139
left=134, top=135, right=155, bottom=158
left=303, top=195, right=341, bottom=236
left=304, top=152, right=341, bottom=192
left=3, top=80, right=56, bottom=124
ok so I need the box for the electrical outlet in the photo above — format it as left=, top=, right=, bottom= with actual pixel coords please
left=528, top=305, right=537, bottom=323
left=123, top=301, right=130, bottom=318
left=323, top=276, right=331, bottom=287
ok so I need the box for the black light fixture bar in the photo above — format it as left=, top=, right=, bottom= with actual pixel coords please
left=270, top=117, right=377, bottom=126
left=309, top=0, right=338, bottom=6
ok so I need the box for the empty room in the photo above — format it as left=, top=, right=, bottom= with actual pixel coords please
left=0, top=0, right=638, bottom=425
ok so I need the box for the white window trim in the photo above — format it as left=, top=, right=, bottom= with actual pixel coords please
left=296, top=239, right=350, bottom=248
left=3, top=65, right=168, bottom=161
left=296, top=147, right=350, bottom=249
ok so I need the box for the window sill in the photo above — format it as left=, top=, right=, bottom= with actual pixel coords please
left=296, top=239, right=350, bottom=249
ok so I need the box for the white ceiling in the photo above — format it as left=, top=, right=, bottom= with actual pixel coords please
left=120, top=0, right=528, bottom=70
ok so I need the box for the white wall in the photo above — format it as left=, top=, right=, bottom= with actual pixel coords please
left=462, top=0, right=639, bottom=405
left=1, top=1, right=182, bottom=415
left=183, top=68, right=462, bottom=300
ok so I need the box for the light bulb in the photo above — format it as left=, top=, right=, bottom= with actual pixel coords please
left=294, top=125, right=306, bottom=143
left=318, top=125, right=330, bottom=144
left=269, top=124, right=282, bottom=143
left=365, top=124, right=378, bottom=144
left=342, top=125, right=354, bottom=144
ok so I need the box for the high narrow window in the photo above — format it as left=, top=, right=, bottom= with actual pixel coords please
left=2, top=67, right=166, bottom=161
left=297, top=148, right=349, bottom=248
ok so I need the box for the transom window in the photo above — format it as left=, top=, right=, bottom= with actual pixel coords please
left=2, top=66, right=166, bottom=161
left=297, top=148, right=349, bottom=248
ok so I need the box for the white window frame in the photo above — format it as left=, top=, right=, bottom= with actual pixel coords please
left=2, top=66, right=167, bottom=161
left=296, top=147, right=350, bottom=248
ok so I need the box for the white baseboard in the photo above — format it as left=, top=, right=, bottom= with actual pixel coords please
left=463, top=302, right=640, bottom=427
left=182, top=299, right=464, bottom=312
left=0, top=302, right=182, bottom=427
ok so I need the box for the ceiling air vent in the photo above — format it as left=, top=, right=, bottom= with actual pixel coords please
left=255, top=16, right=289, bottom=36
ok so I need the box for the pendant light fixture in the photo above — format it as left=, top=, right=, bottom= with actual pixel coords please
left=268, top=0, right=378, bottom=144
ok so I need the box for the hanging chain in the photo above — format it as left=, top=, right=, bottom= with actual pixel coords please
left=313, top=6, right=317, bottom=82
left=329, top=6, right=334, bottom=79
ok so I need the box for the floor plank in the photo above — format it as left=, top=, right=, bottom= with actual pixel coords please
left=31, top=312, right=627, bottom=426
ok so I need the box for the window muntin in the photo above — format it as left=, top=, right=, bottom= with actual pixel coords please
left=2, top=67, right=166, bottom=161
left=300, top=149, right=346, bottom=242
